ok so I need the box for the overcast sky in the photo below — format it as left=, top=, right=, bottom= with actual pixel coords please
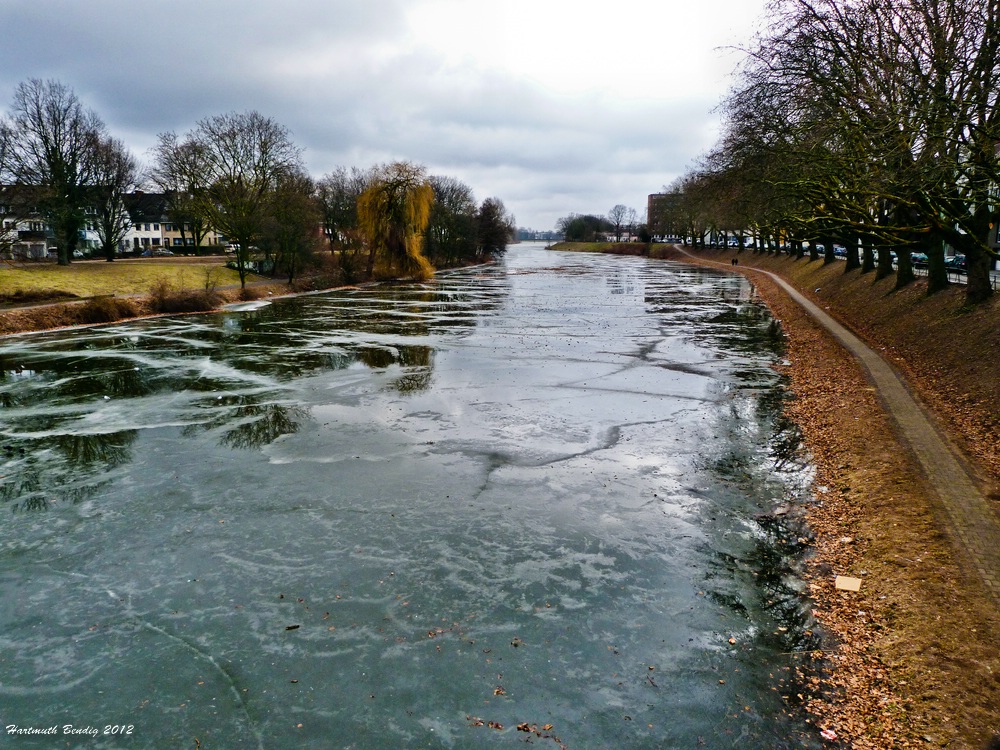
left=0, top=0, right=768, bottom=232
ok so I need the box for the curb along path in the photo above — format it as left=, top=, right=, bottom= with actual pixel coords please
left=679, top=248, right=1000, bottom=607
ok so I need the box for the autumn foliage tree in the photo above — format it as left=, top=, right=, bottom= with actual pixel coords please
left=357, top=161, right=435, bottom=279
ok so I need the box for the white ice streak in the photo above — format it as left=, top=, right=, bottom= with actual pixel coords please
left=0, top=387, right=280, bottom=438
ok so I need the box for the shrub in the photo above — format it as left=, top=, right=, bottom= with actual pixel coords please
left=203, top=268, right=224, bottom=292
left=337, top=250, right=362, bottom=285
left=290, top=252, right=349, bottom=291
left=148, top=279, right=221, bottom=313
left=77, top=296, right=138, bottom=324
left=238, top=286, right=263, bottom=302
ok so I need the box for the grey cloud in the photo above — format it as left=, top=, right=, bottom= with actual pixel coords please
left=0, top=0, right=734, bottom=229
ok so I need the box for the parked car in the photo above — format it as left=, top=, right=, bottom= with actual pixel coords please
left=153, top=249, right=174, bottom=256
left=834, top=245, right=848, bottom=258
left=910, top=252, right=929, bottom=267
left=944, top=255, right=967, bottom=272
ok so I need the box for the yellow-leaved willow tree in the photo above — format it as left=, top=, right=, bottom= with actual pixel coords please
left=357, top=161, right=435, bottom=280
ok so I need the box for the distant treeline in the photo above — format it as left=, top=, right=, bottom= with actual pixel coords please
left=0, top=78, right=516, bottom=286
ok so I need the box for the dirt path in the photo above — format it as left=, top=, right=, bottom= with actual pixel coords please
left=680, top=247, right=1000, bottom=607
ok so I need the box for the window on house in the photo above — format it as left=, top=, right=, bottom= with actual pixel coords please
left=153, top=224, right=159, bottom=231
left=144, top=223, right=150, bottom=231
left=141, top=238, right=150, bottom=246
left=152, top=238, right=161, bottom=246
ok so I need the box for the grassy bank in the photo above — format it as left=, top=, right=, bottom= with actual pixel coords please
left=0, top=258, right=276, bottom=335
left=0, top=258, right=245, bottom=303
left=0, top=253, right=484, bottom=336
left=546, top=241, right=609, bottom=252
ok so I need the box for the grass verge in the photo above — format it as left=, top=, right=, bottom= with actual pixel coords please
left=0, top=259, right=245, bottom=301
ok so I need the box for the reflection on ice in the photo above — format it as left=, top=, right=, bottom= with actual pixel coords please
left=0, top=245, right=820, bottom=748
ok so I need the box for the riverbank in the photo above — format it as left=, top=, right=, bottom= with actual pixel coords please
left=559, top=243, right=999, bottom=749
left=0, top=255, right=488, bottom=336
left=0, top=280, right=293, bottom=336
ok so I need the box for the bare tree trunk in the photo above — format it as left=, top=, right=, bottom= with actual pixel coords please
left=875, top=244, right=894, bottom=281
left=861, top=237, right=876, bottom=274
left=895, top=242, right=915, bottom=289
left=964, top=245, right=994, bottom=304
left=844, top=234, right=861, bottom=272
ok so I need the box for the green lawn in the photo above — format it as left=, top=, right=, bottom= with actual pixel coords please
left=0, top=259, right=246, bottom=303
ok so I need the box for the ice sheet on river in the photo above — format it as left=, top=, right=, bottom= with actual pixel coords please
left=0, top=245, right=820, bottom=749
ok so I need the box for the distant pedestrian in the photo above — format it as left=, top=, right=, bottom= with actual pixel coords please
left=731, top=258, right=738, bottom=266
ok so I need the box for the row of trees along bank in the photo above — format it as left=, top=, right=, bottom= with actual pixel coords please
left=0, top=78, right=515, bottom=286
left=655, top=0, right=1000, bottom=305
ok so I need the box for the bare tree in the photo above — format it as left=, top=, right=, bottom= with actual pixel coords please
left=0, top=122, right=17, bottom=259
left=477, top=197, right=515, bottom=256
left=557, top=213, right=610, bottom=242
left=315, top=166, right=372, bottom=253
left=424, top=175, right=477, bottom=265
left=709, top=0, right=1000, bottom=302
left=260, top=168, right=321, bottom=284
left=624, top=207, right=638, bottom=239
left=92, top=136, right=140, bottom=261
left=4, top=79, right=106, bottom=265
left=608, top=204, right=629, bottom=242
left=191, top=111, right=304, bottom=287
left=148, top=132, right=214, bottom=251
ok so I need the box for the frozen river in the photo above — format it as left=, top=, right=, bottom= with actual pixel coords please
left=0, top=244, right=820, bottom=748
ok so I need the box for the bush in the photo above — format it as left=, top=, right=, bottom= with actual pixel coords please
left=77, top=296, right=138, bottom=324
left=290, top=252, right=351, bottom=292
left=148, top=279, right=221, bottom=313
left=337, top=250, right=362, bottom=285
left=238, top=286, right=263, bottom=302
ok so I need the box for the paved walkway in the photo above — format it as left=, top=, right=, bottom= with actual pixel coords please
left=680, top=248, right=1000, bottom=606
